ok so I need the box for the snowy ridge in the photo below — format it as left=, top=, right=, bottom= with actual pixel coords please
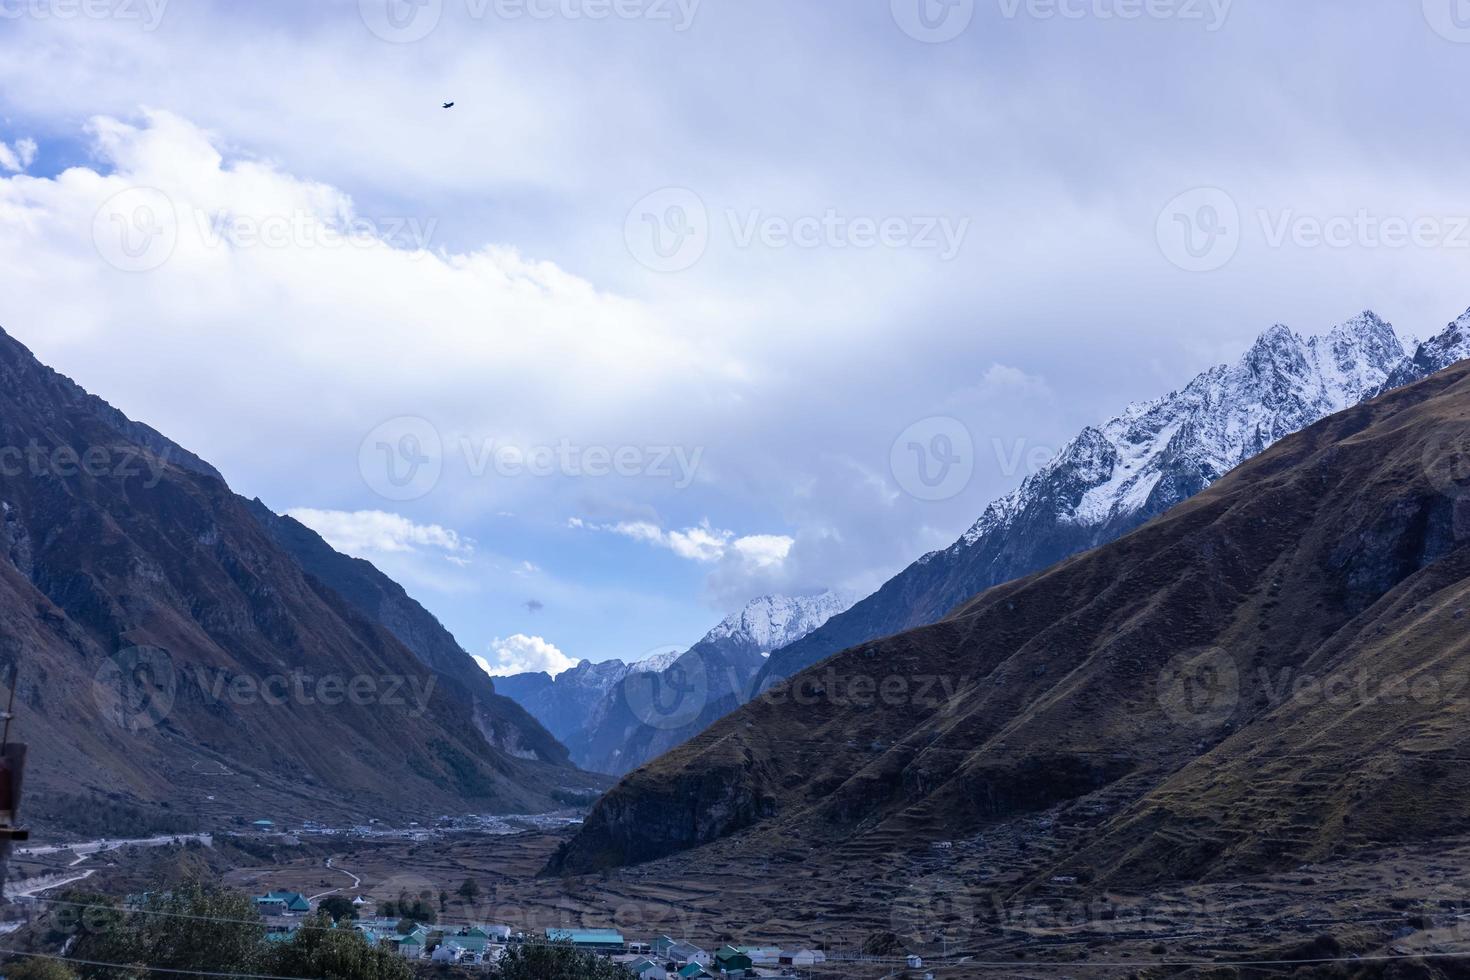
left=699, top=590, right=859, bottom=654
left=953, top=310, right=1409, bottom=551
left=627, top=649, right=682, bottom=675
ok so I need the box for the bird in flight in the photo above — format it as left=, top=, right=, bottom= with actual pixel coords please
left=442, top=102, right=455, bottom=109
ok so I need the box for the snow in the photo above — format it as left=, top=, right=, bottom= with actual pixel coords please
left=700, top=591, right=859, bottom=653
left=956, top=310, right=1414, bottom=549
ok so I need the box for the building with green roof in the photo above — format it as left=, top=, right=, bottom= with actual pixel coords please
left=544, top=927, right=625, bottom=951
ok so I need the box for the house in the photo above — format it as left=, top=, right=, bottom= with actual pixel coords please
left=667, top=942, right=710, bottom=967
left=430, top=942, right=463, bottom=964
left=736, top=947, right=781, bottom=966
left=354, top=917, right=401, bottom=934
left=251, top=819, right=276, bottom=830
left=475, top=923, right=512, bottom=941
left=677, top=964, right=713, bottom=980
left=652, top=936, right=678, bottom=959
left=907, top=953, right=924, bottom=969
left=396, top=933, right=426, bottom=960
left=435, top=932, right=499, bottom=966
left=545, top=928, right=626, bottom=952
left=443, top=931, right=490, bottom=961
left=779, top=949, right=826, bottom=967
left=626, top=958, right=664, bottom=980
left=254, top=891, right=310, bottom=915
left=713, top=945, right=752, bottom=973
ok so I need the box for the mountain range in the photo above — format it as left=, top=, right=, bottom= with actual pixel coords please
left=0, top=324, right=599, bottom=834
left=499, top=591, right=854, bottom=774
left=505, top=309, right=1463, bottom=789
left=549, top=318, right=1470, bottom=892
left=756, top=309, right=1435, bottom=690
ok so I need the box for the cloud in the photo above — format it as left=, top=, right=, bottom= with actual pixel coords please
left=0, top=138, right=36, bottom=173
left=979, top=364, right=1053, bottom=399
left=475, top=634, right=578, bottom=678
left=523, top=599, right=544, bottom=613
left=730, top=534, right=794, bottom=569
left=576, top=518, right=795, bottom=571
left=287, top=508, right=472, bottom=560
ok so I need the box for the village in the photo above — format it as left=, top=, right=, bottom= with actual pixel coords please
left=250, top=888, right=895, bottom=979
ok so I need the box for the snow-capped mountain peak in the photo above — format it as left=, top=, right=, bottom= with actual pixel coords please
left=1390, top=307, right=1470, bottom=386
left=700, top=590, right=859, bottom=654
left=628, top=649, right=682, bottom=675
left=958, top=312, right=1407, bottom=547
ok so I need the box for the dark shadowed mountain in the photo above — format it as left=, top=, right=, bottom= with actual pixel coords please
left=0, top=324, right=597, bottom=833
left=550, top=356, right=1470, bottom=889
left=243, top=501, right=570, bottom=767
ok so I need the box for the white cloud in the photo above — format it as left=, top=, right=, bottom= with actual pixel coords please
left=731, top=534, right=794, bottom=569
left=0, top=111, right=710, bottom=509
left=0, top=138, right=36, bottom=173
left=980, top=363, right=1053, bottom=399
left=287, top=508, right=472, bottom=560
left=577, top=518, right=795, bottom=571
left=475, top=634, right=579, bottom=678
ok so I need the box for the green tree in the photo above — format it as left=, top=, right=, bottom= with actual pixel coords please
left=318, top=895, right=358, bottom=922
left=264, top=912, right=411, bottom=980
left=4, top=956, right=81, bottom=980
left=72, top=881, right=265, bottom=978
left=456, top=877, right=480, bottom=902
left=492, top=942, right=629, bottom=979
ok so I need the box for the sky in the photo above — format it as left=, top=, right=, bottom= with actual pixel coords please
left=1, top=0, right=1468, bottom=675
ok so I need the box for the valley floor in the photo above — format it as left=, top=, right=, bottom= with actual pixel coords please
left=11, top=795, right=1470, bottom=980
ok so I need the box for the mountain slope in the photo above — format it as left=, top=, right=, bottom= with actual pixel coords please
left=756, top=311, right=1415, bottom=690
left=0, top=324, right=593, bottom=832
left=549, top=357, right=1470, bottom=885
left=243, top=501, right=570, bottom=766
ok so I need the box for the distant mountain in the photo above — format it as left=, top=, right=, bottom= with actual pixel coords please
left=494, top=652, right=672, bottom=745
left=498, top=592, right=855, bottom=774
left=550, top=352, right=1470, bottom=883
left=1383, top=308, right=1470, bottom=390
left=0, top=324, right=597, bottom=834
left=755, top=310, right=1418, bottom=689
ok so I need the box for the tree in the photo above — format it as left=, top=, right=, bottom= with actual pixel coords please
left=265, top=912, right=411, bottom=980
left=4, top=957, right=80, bottom=980
left=439, top=889, right=449, bottom=912
left=456, top=877, right=480, bottom=902
left=72, top=881, right=265, bottom=978
left=318, top=895, right=358, bottom=922
left=492, top=942, right=630, bottom=979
